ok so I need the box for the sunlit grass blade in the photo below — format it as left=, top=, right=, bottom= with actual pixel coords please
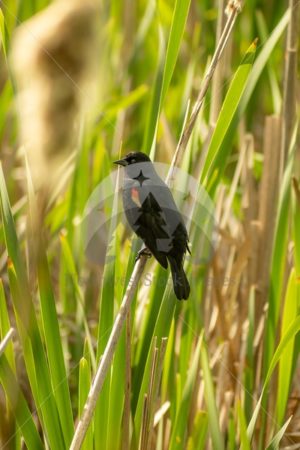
left=243, top=286, right=255, bottom=422
left=7, top=262, right=39, bottom=408
left=247, top=315, right=300, bottom=440
left=0, top=163, right=27, bottom=288
left=178, top=310, right=195, bottom=381
left=257, top=123, right=297, bottom=446
left=201, top=11, right=289, bottom=196
left=0, top=354, right=44, bottom=450
left=276, top=269, right=299, bottom=425
left=263, top=125, right=297, bottom=372
left=160, top=319, right=175, bottom=407
left=7, top=262, right=65, bottom=450
left=37, top=247, right=75, bottom=445
left=266, top=416, right=292, bottom=450
left=60, top=234, right=96, bottom=370
left=142, top=27, right=165, bottom=155
left=240, top=8, right=290, bottom=111
left=132, top=266, right=169, bottom=409
left=200, top=340, right=224, bottom=450
left=106, top=239, right=132, bottom=450
left=169, top=336, right=202, bottom=450
left=0, top=165, right=65, bottom=449
left=160, top=0, right=191, bottom=106
left=186, top=411, right=208, bottom=450
left=0, top=9, right=7, bottom=59
left=0, top=279, right=15, bottom=370
left=26, top=157, right=74, bottom=446
left=255, top=11, right=281, bottom=113
left=237, top=402, right=251, bottom=450
left=227, top=413, right=237, bottom=450
left=98, top=84, right=148, bottom=128
left=143, top=0, right=191, bottom=154
left=133, top=287, right=176, bottom=435
left=79, top=356, right=93, bottom=450
left=0, top=80, right=14, bottom=139
left=292, top=177, right=300, bottom=273
left=200, top=40, right=257, bottom=189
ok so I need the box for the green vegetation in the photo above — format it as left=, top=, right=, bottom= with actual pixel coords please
left=0, top=0, right=299, bottom=449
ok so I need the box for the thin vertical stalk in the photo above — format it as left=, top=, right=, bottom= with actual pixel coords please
left=280, top=0, right=299, bottom=176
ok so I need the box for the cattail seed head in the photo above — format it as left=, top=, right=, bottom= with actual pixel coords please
left=11, top=0, right=101, bottom=194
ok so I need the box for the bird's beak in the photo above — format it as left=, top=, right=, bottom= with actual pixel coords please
left=113, top=158, right=128, bottom=166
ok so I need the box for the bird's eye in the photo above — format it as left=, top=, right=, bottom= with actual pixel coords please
left=131, top=158, right=136, bottom=163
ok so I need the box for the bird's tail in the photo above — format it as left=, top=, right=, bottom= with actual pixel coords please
left=168, top=256, right=190, bottom=300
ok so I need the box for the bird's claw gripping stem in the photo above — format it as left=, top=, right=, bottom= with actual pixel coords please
left=135, top=247, right=152, bottom=263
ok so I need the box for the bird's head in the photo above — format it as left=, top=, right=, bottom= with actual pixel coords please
left=113, top=152, right=151, bottom=167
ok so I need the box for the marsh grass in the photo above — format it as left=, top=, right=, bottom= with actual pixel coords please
left=0, top=0, right=299, bottom=449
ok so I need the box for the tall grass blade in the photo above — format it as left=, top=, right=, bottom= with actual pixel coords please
left=0, top=165, right=65, bottom=449
left=266, top=416, right=292, bottom=450
left=200, top=340, right=224, bottom=450
left=276, top=269, right=299, bottom=425
left=79, top=357, right=93, bottom=450
left=0, top=355, right=44, bottom=450
left=169, top=336, right=202, bottom=450
left=247, top=315, right=300, bottom=440
left=26, top=158, right=74, bottom=446
left=200, top=40, right=257, bottom=188
left=143, top=0, right=191, bottom=154
left=0, top=279, right=15, bottom=370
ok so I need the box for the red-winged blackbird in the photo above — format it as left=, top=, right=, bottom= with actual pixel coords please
left=114, top=151, right=190, bottom=300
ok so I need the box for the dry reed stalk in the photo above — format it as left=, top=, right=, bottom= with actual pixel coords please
left=219, top=390, right=234, bottom=433
left=221, top=245, right=235, bottom=298
left=121, top=312, right=132, bottom=450
left=241, top=134, right=259, bottom=288
left=253, top=309, right=267, bottom=394
left=70, top=3, right=242, bottom=448
left=0, top=328, right=15, bottom=357
left=280, top=0, right=300, bottom=177
left=237, top=320, right=248, bottom=399
left=207, top=305, right=219, bottom=337
left=224, top=238, right=250, bottom=379
left=153, top=401, right=170, bottom=427
left=168, top=0, right=242, bottom=178
left=212, top=255, right=231, bottom=342
left=145, top=338, right=168, bottom=450
left=227, top=238, right=251, bottom=322
left=241, top=134, right=256, bottom=223
left=139, top=338, right=158, bottom=450
left=188, top=367, right=202, bottom=433
left=209, top=0, right=227, bottom=126
left=256, top=115, right=281, bottom=318
left=204, top=185, right=226, bottom=335
left=220, top=138, right=248, bottom=229
left=163, top=418, right=171, bottom=450
left=211, top=255, right=239, bottom=385
left=139, top=394, right=149, bottom=450
left=216, top=341, right=230, bottom=412
left=161, top=114, right=177, bottom=161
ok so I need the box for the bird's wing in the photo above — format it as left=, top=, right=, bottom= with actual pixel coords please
left=149, top=184, right=189, bottom=236
left=130, top=192, right=169, bottom=268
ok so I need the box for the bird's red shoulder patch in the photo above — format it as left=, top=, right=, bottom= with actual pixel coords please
left=131, top=187, right=141, bottom=207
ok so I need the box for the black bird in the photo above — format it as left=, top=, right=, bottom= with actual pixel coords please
left=114, top=151, right=190, bottom=300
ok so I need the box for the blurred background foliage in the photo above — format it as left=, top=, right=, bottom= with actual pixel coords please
left=0, top=0, right=299, bottom=449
